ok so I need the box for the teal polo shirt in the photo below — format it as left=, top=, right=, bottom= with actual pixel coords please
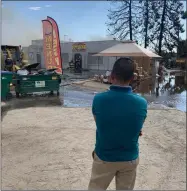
left=92, top=85, right=147, bottom=162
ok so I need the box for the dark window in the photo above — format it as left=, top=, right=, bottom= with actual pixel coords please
left=36, top=53, right=41, bottom=63
left=36, top=53, right=41, bottom=68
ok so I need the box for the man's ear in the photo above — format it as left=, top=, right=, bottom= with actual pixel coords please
left=128, top=74, right=135, bottom=84
left=110, top=73, right=114, bottom=80
left=130, top=74, right=135, bottom=82
left=110, top=73, right=115, bottom=83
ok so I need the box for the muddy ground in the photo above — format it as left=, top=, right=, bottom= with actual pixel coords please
left=2, top=107, right=186, bottom=190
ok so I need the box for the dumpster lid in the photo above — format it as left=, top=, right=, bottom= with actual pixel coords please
left=37, top=68, right=57, bottom=74
left=37, top=69, right=46, bottom=74
left=47, top=68, right=57, bottom=72
left=23, top=63, right=40, bottom=70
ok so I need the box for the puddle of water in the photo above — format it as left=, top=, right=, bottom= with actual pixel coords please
left=59, top=85, right=95, bottom=108
left=60, top=74, right=186, bottom=112
left=137, top=75, right=186, bottom=112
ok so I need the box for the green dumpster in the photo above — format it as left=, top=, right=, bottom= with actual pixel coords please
left=1, top=71, right=13, bottom=100
left=14, top=74, right=61, bottom=98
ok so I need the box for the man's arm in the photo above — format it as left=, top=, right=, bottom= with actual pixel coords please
left=93, top=115, right=96, bottom=122
left=139, top=101, right=148, bottom=136
left=139, top=117, right=146, bottom=136
left=92, top=95, right=97, bottom=123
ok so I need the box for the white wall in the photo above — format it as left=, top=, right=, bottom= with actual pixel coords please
left=27, top=40, right=121, bottom=71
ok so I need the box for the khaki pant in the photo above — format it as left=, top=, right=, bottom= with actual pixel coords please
left=88, top=152, right=139, bottom=190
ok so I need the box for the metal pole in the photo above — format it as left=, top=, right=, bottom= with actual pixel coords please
left=98, top=57, right=99, bottom=71
left=186, top=0, right=187, bottom=40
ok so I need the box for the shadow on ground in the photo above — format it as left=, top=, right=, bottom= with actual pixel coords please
left=1, top=95, right=62, bottom=120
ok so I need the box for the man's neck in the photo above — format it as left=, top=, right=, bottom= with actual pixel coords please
left=112, top=82, right=130, bottom=87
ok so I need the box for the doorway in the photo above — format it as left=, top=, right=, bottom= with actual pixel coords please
left=74, top=53, right=82, bottom=73
left=74, top=53, right=82, bottom=68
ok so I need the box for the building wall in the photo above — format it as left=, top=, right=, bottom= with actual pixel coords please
left=26, top=45, right=44, bottom=68
left=61, top=42, right=74, bottom=69
left=25, top=39, right=159, bottom=74
left=71, top=40, right=119, bottom=70
left=26, top=40, right=120, bottom=71
left=31, top=40, right=44, bottom=46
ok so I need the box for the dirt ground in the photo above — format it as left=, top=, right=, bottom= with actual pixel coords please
left=2, top=107, right=186, bottom=190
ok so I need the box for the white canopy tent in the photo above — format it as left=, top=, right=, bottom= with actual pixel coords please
left=93, top=41, right=161, bottom=58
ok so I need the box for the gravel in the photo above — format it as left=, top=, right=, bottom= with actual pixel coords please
left=2, top=107, right=186, bottom=190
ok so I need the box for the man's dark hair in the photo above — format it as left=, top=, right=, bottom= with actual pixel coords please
left=111, top=57, right=135, bottom=82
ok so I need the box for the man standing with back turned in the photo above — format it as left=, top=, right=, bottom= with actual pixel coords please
left=88, top=57, right=147, bottom=190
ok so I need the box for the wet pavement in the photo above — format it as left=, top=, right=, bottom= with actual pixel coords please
left=59, top=85, right=96, bottom=108
left=135, top=75, right=186, bottom=112
left=61, top=73, right=186, bottom=112
left=2, top=73, right=186, bottom=113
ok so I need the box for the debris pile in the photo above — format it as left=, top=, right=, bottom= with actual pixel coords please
left=93, top=61, right=150, bottom=86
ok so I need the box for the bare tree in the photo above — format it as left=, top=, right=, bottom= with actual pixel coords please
left=153, top=0, right=184, bottom=55
left=106, top=0, right=141, bottom=41
left=139, top=0, right=158, bottom=48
